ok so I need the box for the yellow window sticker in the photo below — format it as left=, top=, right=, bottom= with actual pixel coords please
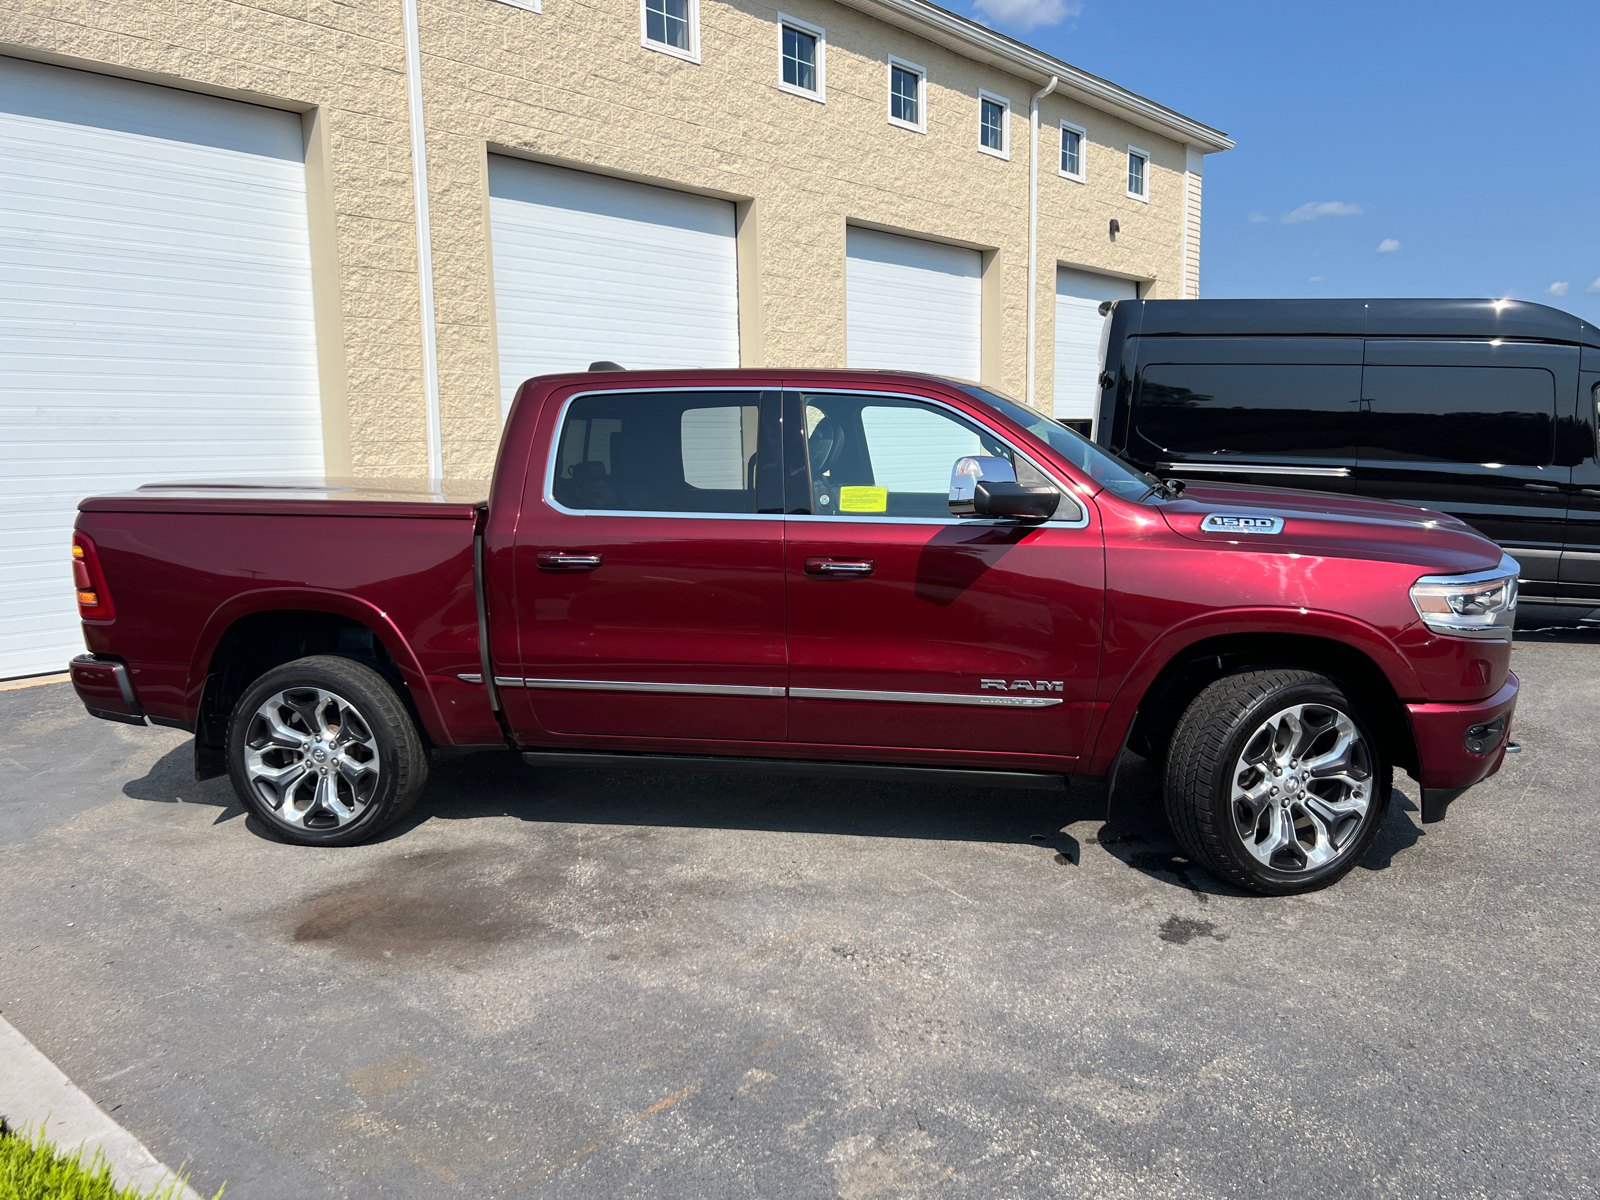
left=838, top=486, right=888, bottom=513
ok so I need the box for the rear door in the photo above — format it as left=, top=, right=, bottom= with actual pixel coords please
left=509, top=386, right=788, bottom=743
left=781, top=387, right=1103, bottom=761
left=1355, top=340, right=1573, bottom=598
left=1126, top=338, right=1361, bottom=492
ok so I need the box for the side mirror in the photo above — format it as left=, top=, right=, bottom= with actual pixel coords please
left=950, top=456, right=1060, bottom=523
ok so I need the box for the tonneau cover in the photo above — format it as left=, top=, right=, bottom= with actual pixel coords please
left=78, top=476, right=490, bottom=519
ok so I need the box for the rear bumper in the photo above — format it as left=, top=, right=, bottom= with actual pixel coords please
left=1406, top=672, right=1518, bottom=823
left=69, top=653, right=146, bottom=725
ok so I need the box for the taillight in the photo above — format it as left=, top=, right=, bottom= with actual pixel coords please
left=72, top=532, right=114, bottom=621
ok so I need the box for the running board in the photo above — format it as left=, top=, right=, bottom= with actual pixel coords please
left=520, top=750, right=1068, bottom=791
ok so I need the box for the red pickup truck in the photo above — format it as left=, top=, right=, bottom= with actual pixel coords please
left=67, top=369, right=1519, bottom=895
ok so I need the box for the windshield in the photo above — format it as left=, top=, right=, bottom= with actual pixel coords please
left=956, top=385, right=1167, bottom=502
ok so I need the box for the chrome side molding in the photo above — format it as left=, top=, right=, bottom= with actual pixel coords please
left=1161, top=462, right=1351, bottom=479
left=457, top=676, right=1065, bottom=707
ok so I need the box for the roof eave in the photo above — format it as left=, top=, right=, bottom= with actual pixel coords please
left=833, top=0, right=1235, bottom=153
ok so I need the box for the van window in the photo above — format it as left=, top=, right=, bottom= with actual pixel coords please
left=1133, top=364, right=1362, bottom=457
left=1362, top=366, right=1554, bottom=466
left=552, top=391, right=763, bottom=513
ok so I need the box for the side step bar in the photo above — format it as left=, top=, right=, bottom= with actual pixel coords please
left=520, top=750, right=1068, bottom=791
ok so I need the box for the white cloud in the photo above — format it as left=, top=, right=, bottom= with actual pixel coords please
left=1589, top=278, right=1600, bottom=294
left=1248, top=211, right=1268, bottom=224
left=1376, top=238, right=1401, bottom=253
left=972, top=0, right=1081, bottom=31
left=1547, top=281, right=1570, bottom=297
left=1309, top=276, right=1324, bottom=282
left=1282, top=201, right=1364, bottom=224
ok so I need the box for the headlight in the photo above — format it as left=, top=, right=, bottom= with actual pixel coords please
left=1410, top=555, right=1519, bottom=639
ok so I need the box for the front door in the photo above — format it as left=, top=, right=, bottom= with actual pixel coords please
left=781, top=388, right=1103, bottom=762
left=511, top=386, right=788, bottom=743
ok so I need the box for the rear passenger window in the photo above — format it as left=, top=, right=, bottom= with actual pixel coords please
left=1362, top=366, right=1554, bottom=466
left=1134, top=364, right=1362, bottom=457
left=552, top=391, right=762, bottom=513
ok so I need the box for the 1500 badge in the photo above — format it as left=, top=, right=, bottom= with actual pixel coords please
left=981, top=679, right=1064, bottom=692
left=1201, top=513, right=1285, bottom=535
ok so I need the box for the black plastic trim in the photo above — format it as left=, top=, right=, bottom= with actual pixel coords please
left=148, top=715, right=195, bottom=732
left=1420, top=785, right=1470, bottom=823
left=520, top=750, right=1069, bottom=791
left=86, top=706, right=145, bottom=726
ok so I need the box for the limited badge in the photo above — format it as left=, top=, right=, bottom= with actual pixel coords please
left=838, top=486, right=888, bottom=513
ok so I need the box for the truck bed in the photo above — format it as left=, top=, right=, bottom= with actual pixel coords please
left=75, top=477, right=496, bottom=747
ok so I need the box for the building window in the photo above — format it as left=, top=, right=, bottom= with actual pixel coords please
left=642, top=0, right=698, bottom=61
left=978, top=91, right=1009, bottom=159
left=487, top=0, right=541, bottom=11
left=778, top=15, right=825, bottom=100
left=1059, top=121, right=1085, bottom=181
left=1127, top=146, right=1149, bottom=201
left=888, top=57, right=925, bottom=132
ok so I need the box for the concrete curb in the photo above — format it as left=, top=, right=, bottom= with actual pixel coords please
left=0, top=1015, right=202, bottom=1198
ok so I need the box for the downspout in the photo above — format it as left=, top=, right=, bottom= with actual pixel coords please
left=1026, top=75, right=1059, bottom=411
left=402, top=0, right=444, bottom=480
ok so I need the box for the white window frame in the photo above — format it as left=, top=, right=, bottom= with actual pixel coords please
left=887, top=56, right=926, bottom=134
left=487, top=0, right=541, bottom=12
left=1126, top=145, right=1150, bottom=202
left=977, top=90, right=1010, bottom=160
left=777, top=14, right=826, bottom=102
left=1058, top=120, right=1086, bottom=182
left=641, top=0, right=700, bottom=64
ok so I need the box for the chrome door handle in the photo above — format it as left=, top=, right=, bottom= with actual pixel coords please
left=1580, top=488, right=1600, bottom=498
left=537, top=550, right=603, bottom=571
left=804, top=557, right=875, bottom=577
left=1524, top=483, right=1559, bottom=493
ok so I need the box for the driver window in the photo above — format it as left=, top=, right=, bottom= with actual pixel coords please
left=801, top=393, right=1011, bottom=518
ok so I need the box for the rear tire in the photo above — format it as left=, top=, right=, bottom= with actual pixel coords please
left=226, top=655, right=428, bottom=846
left=1164, top=669, right=1391, bottom=895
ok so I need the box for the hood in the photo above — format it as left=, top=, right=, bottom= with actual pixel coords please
left=1156, top=482, right=1506, bottom=575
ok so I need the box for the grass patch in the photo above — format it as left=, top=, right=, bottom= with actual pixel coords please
left=0, top=1120, right=220, bottom=1200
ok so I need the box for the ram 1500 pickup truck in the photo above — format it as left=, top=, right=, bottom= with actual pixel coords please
left=68, top=369, right=1520, bottom=894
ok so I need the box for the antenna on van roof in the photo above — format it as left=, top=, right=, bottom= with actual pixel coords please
left=588, top=360, right=625, bottom=372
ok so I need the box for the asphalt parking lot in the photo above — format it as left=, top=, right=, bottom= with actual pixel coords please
left=2, top=622, right=1597, bottom=1199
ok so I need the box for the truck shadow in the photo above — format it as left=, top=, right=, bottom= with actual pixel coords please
left=122, top=739, right=1427, bottom=894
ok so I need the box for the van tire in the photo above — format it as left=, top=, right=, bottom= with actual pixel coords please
left=1164, top=669, right=1391, bottom=895
left=226, top=655, right=428, bottom=846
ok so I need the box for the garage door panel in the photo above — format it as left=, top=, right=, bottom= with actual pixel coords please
left=845, top=227, right=982, bottom=382
left=0, top=56, right=323, bottom=679
left=1054, top=267, right=1137, bottom=425
left=488, top=157, right=740, bottom=413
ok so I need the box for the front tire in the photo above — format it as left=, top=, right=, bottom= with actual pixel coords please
left=226, top=655, right=429, bottom=846
left=1164, top=669, right=1391, bottom=895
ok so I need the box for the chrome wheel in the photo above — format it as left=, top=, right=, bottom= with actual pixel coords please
left=243, top=687, right=381, bottom=830
left=1230, top=702, right=1372, bottom=874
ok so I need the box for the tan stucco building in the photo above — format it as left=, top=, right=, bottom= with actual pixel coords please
left=0, top=0, right=1229, bottom=677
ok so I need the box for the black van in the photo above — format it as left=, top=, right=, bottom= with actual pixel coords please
left=1094, top=298, right=1600, bottom=605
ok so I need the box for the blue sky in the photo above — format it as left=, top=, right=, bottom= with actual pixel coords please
left=955, top=0, right=1600, bottom=323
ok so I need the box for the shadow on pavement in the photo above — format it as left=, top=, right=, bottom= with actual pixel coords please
left=121, top=732, right=1431, bottom=894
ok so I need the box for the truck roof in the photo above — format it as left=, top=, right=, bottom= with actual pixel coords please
left=1125, top=297, right=1600, bottom=347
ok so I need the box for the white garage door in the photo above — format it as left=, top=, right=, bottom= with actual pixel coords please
left=0, top=57, right=323, bottom=680
left=488, top=158, right=740, bottom=416
left=846, top=228, right=982, bottom=382
left=1054, top=266, right=1138, bottom=427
